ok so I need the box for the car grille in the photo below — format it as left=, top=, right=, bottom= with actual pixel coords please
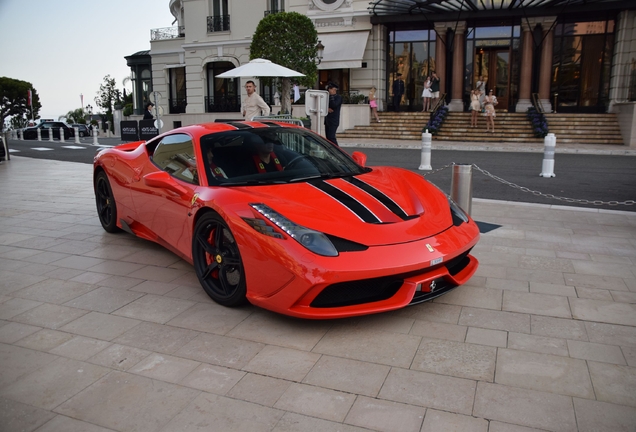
left=310, top=277, right=403, bottom=308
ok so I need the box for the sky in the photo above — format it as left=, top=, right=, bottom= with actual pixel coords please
left=0, top=0, right=175, bottom=119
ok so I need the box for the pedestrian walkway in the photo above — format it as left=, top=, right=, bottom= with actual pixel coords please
left=0, top=156, right=635, bottom=432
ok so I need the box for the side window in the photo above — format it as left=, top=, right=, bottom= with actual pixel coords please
left=151, top=133, right=198, bottom=184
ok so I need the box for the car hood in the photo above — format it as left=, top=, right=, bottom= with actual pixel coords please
left=221, top=167, right=454, bottom=247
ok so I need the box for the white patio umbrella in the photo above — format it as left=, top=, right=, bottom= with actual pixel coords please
left=215, top=58, right=305, bottom=78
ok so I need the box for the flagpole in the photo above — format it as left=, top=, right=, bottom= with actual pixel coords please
left=29, top=89, right=34, bottom=121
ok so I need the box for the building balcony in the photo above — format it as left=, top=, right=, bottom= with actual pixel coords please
left=150, top=26, right=185, bottom=41
left=207, top=15, right=230, bottom=33
left=169, top=98, right=187, bottom=114
left=205, top=95, right=240, bottom=113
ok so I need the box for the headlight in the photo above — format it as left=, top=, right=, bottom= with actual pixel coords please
left=448, top=196, right=469, bottom=226
left=248, top=203, right=338, bottom=257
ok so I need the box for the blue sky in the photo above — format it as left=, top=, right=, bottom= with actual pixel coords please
left=0, top=0, right=175, bottom=119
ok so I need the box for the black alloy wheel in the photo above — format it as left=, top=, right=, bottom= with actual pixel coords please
left=192, top=213, right=247, bottom=306
left=94, top=171, right=120, bottom=233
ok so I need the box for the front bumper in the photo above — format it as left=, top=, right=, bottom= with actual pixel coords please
left=245, top=222, right=480, bottom=319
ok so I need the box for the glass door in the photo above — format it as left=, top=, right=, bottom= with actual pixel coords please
left=475, top=48, right=510, bottom=111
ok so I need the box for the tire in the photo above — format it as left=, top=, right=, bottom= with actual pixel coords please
left=192, top=212, right=247, bottom=306
left=94, top=171, right=120, bottom=233
left=80, top=132, right=86, bottom=137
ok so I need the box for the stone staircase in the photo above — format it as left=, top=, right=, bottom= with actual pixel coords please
left=339, top=111, right=624, bottom=145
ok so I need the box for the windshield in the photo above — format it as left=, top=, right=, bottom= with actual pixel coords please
left=200, top=127, right=368, bottom=186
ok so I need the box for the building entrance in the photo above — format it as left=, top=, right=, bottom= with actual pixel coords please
left=474, top=47, right=511, bottom=111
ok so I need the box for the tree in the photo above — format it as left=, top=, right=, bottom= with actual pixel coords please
left=1, top=77, right=41, bottom=128
left=250, top=12, right=319, bottom=115
left=60, top=108, right=86, bottom=124
left=95, top=75, right=122, bottom=131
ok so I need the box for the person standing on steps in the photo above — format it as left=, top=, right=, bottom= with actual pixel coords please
left=470, top=89, right=481, bottom=128
left=421, top=75, right=432, bottom=112
left=369, top=87, right=381, bottom=123
left=430, top=71, right=440, bottom=109
left=392, top=73, right=405, bottom=112
left=483, top=89, right=498, bottom=133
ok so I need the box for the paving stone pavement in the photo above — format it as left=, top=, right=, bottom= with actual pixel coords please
left=0, top=156, right=635, bottom=432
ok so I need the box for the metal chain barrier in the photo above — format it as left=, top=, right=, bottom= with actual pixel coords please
left=422, top=163, right=456, bottom=177
left=423, top=163, right=636, bottom=207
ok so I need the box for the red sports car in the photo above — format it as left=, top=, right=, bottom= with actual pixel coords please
left=93, top=121, right=479, bottom=319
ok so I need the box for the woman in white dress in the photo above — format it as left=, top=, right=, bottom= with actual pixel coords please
left=483, top=89, right=498, bottom=133
left=470, top=90, right=481, bottom=128
left=476, top=75, right=487, bottom=106
left=421, top=75, right=432, bottom=112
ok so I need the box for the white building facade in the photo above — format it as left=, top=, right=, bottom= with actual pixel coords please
left=128, top=0, right=381, bottom=131
left=128, top=0, right=636, bottom=144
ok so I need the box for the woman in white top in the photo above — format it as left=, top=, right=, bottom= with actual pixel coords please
left=421, top=75, right=432, bottom=112
left=483, top=89, right=498, bottom=133
left=476, top=75, right=487, bottom=105
left=470, top=90, right=481, bottom=128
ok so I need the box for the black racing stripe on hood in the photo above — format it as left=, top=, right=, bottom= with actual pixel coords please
left=343, top=177, right=412, bottom=220
left=310, top=181, right=382, bottom=224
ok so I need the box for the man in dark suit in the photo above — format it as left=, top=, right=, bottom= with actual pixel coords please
left=324, top=82, right=342, bottom=146
left=392, top=73, right=405, bottom=112
left=143, top=102, right=154, bottom=119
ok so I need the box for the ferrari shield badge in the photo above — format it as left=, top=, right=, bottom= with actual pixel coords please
left=190, top=193, right=199, bottom=207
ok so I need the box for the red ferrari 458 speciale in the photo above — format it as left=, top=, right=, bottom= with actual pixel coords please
left=93, top=121, right=479, bottom=318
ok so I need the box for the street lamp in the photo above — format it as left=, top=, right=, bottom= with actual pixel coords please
left=316, top=40, right=324, bottom=65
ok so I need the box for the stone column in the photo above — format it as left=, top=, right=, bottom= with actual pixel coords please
left=448, top=21, right=467, bottom=112
left=433, top=22, right=448, bottom=95
left=515, top=21, right=535, bottom=113
left=538, top=17, right=557, bottom=112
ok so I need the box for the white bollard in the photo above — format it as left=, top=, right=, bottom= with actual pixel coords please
left=93, top=128, right=99, bottom=145
left=49, top=128, right=54, bottom=142
left=539, top=133, right=556, bottom=178
left=19, top=129, right=24, bottom=140
left=37, top=128, right=41, bottom=141
left=11, top=130, right=16, bottom=140
left=74, top=127, right=80, bottom=144
left=59, top=127, right=65, bottom=142
left=418, top=129, right=432, bottom=170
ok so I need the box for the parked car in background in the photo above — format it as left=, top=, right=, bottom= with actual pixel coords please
left=72, top=124, right=90, bottom=137
left=22, top=122, right=74, bottom=140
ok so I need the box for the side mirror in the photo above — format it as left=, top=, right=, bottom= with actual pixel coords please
left=351, top=151, right=367, bottom=167
left=143, top=171, right=189, bottom=197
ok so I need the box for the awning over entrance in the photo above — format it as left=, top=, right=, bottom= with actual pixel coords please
left=318, top=31, right=370, bottom=70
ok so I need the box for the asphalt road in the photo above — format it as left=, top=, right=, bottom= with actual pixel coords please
left=4, top=138, right=636, bottom=212
left=357, top=148, right=636, bottom=212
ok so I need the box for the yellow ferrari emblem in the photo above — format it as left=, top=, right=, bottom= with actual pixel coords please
left=190, top=193, right=199, bottom=206
left=426, top=244, right=435, bottom=253
left=215, top=255, right=222, bottom=264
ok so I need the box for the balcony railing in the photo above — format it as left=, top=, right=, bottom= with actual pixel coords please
left=169, top=98, right=187, bottom=114
left=264, top=9, right=282, bottom=16
left=205, top=95, right=240, bottom=113
left=207, top=15, right=230, bottom=33
left=150, top=26, right=185, bottom=41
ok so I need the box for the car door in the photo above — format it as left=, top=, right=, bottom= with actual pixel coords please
left=131, top=133, right=200, bottom=256
left=40, top=123, right=51, bottom=139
